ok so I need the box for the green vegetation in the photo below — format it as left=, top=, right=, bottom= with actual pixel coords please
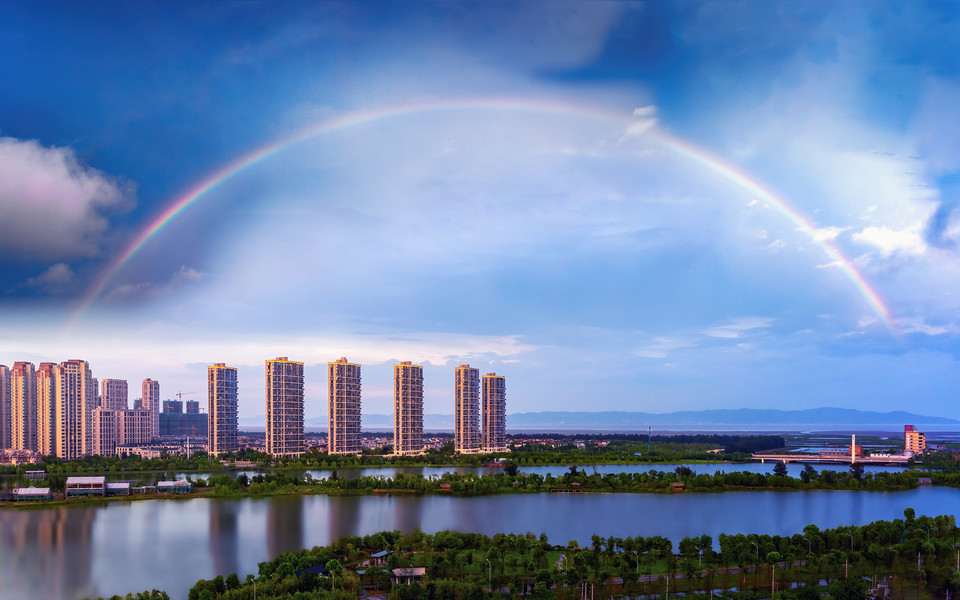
left=95, top=510, right=960, bottom=600
left=0, top=434, right=786, bottom=477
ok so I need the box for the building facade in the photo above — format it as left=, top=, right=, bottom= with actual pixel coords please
left=36, top=362, right=57, bottom=456
left=12, top=362, right=38, bottom=451
left=0, top=365, right=10, bottom=449
left=328, top=357, right=362, bottom=455
left=100, top=379, right=128, bottom=411
left=393, top=361, right=424, bottom=455
left=905, top=425, right=926, bottom=455
left=481, top=373, right=506, bottom=452
left=207, top=363, right=238, bottom=455
left=265, top=357, right=304, bottom=457
left=56, top=359, right=96, bottom=459
left=91, top=407, right=118, bottom=456
left=454, top=364, right=481, bottom=453
left=142, top=378, right=160, bottom=439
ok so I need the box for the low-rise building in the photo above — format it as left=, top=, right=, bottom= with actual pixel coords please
left=66, top=476, right=106, bottom=497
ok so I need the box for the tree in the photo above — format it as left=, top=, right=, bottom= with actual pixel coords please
left=850, top=463, right=864, bottom=480
left=326, top=559, right=344, bottom=589
left=773, top=462, right=788, bottom=477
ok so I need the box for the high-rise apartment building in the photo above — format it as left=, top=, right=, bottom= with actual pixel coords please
left=265, top=357, right=304, bottom=457
left=481, top=373, right=506, bottom=452
left=56, top=359, right=95, bottom=459
left=12, top=362, right=38, bottom=451
left=393, top=361, right=424, bottom=455
left=36, top=362, right=57, bottom=456
left=328, top=357, right=361, bottom=455
left=0, top=365, right=10, bottom=449
left=91, top=407, right=118, bottom=456
left=142, top=378, right=160, bottom=439
left=454, top=364, right=481, bottom=453
left=905, top=425, right=926, bottom=455
left=207, top=363, right=238, bottom=455
left=100, top=379, right=128, bottom=411
left=185, top=400, right=200, bottom=414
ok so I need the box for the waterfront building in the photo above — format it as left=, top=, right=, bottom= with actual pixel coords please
left=393, top=361, right=424, bottom=455
left=328, top=357, right=362, bottom=455
left=905, top=425, right=926, bottom=455
left=142, top=378, right=160, bottom=439
left=454, top=364, right=481, bottom=453
left=207, top=363, right=238, bottom=455
left=481, top=373, right=507, bottom=452
left=0, top=365, right=9, bottom=449
left=56, top=359, right=96, bottom=459
left=265, top=357, right=304, bottom=457
left=12, top=362, right=38, bottom=451
left=100, top=379, right=128, bottom=411
left=36, top=363, right=57, bottom=456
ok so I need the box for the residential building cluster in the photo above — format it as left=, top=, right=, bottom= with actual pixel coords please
left=0, top=360, right=159, bottom=460
left=1, top=356, right=508, bottom=461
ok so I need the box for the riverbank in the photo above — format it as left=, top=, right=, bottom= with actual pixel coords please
left=0, top=466, right=937, bottom=508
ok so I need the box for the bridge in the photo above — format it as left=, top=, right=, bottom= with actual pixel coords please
left=751, top=452, right=911, bottom=465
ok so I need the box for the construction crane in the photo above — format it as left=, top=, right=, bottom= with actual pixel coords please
left=176, top=390, right=196, bottom=402
left=179, top=425, right=199, bottom=457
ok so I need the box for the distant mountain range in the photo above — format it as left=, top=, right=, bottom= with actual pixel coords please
left=238, top=407, right=960, bottom=431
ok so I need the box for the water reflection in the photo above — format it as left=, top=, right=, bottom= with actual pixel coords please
left=0, top=505, right=95, bottom=599
left=2, top=486, right=958, bottom=600
left=210, top=499, right=240, bottom=577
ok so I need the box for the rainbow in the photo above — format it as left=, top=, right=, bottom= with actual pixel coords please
left=69, top=98, right=897, bottom=333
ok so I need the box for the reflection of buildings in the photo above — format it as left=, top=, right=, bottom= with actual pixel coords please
left=325, top=496, right=362, bottom=544
left=267, top=495, right=304, bottom=559
left=328, top=358, right=362, bottom=455
left=2, top=505, right=96, bottom=599
left=481, top=373, right=507, bottom=452
left=207, top=363, right=238, bottom=455
left=454, top=365, right=480, bottom=453
left=393, top=362, right=424, bottom=455
left=393, top=496, right=424, bottom=534
left=265, top=357, right=304, bottom=457
left=209, top=500, right=241, bottom=578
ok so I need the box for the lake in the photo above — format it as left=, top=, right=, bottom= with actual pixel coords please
left=0, top=484, right=955, bottom=600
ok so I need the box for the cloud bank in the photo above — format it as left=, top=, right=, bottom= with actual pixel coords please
left=0, top=137, right=134, bottom=261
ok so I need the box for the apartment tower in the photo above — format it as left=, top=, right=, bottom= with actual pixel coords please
left=481, top=373, right=507, bottom=452
left=265, top=357, right=304, bottom=457
left=12, top=362, right=38, bottom=451
left=393, top=361, right=424, bottom=455
left=142, top=378, right=160, bottom=439
left=328, top=357, right=362, bottom=455
left=56, top=359, right=96, bottom=459
left=0, top=365, right=10, bottom=449
left=100, top=379, right=128, bottom=410
left=207, top=363, right=239, bottom=455
left=36, top=363, right=57, bottom=456
left=454, top=364, right=481, bottom=453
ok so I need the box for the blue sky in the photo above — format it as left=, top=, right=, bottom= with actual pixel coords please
left=2, top=1, right=960, bottom=422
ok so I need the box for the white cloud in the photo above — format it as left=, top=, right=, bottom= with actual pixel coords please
left=620, top=105, right=659, bottom=140
left=764, top=239, right=787, bottom=252
left=0, top=137, right=134, bottom=260
left=852, top=225, right=927, bottom=258
left=899, top=317, right=960, bottom=336
left=25, top=263, right=77, bottom=295
left=103, top=265, right=205, bottom=303
left=811, top=226, right=850, bottom=242
left=703, top=316, right=774, bottom=339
